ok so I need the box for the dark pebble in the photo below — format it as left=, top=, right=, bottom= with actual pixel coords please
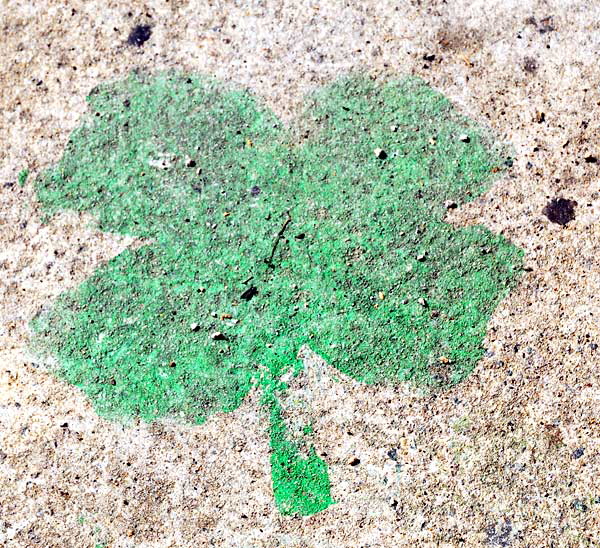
left=571, top=499, right=588, bottom=512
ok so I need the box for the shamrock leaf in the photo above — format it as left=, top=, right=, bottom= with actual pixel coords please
left=32, top=71, right=522, bottom=516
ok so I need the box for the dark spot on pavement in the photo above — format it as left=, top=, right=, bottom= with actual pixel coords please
left=240, top=286, right=258, bottom=301
left=523, top=57, right=538, bottom=74
left=127, top=25, right=152, bottom=47
left=486, top=519, right=513, bottom=546
left=538, top=16, right=556, bottom=33
left=543, top=198, right=576, bottom=225
left=525, top=15, right=555, bottom=33
left=572, top=447, right=584, bottom=459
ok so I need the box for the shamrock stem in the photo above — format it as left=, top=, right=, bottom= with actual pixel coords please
left=266, top=390, right=334, bottom=516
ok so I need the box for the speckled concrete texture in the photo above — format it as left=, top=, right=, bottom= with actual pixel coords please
left=2, top=1, right=600, bottom=546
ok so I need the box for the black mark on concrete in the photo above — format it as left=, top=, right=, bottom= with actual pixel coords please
left=127, top=25, right=152, bottom=47
left=543, top=198, right=576, bottom=226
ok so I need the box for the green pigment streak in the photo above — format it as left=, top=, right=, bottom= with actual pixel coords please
left=18, top=169, right=29, bottom=187
left=32, top=71, right=522, bottom=515
left=266, top=387, right=333, bottom=515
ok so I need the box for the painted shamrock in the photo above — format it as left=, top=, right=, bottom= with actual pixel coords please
left=32, top=72, right=522, bottom=516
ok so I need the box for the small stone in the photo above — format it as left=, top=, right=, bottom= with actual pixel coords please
left=348, top=456, right=361, bottom=466
left=185, top=156, right=197, bottom=168
left=148, top=157, right=171, bottom=170
left=378, top=291, right=385, bottom=300
left=190, top=322, right=200, bottom=332
left=220, top=313, right=232, bottom=320
left=459, top=134, right=470, bottom=143
left=438, top=356, right=451, bottom=364
left=210, top=332, right=227, bottom=341
left=390, top=125, right=398, bottom=132
left=168, top=361, right=176, bottom=368
left=374, top=148, right=387, bottom=160
left=418, top=297, right=427, bottom=307
left=571, top=499, right=588, bottom=512
left=444, top=200, right=458, bottom=209
left=417, top=253, right=426, bottom=262
left=402, top=298, right=409, bottom=305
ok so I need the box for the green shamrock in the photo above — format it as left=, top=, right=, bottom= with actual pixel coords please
left=32, top=71, right=522, bottom=516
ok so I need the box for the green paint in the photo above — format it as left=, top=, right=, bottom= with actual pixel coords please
left=18, top=169, right=29, bottom=187
left=267, top=390, right=333, bottom=515
left=303, top=423, right=314, bottom=436
left=32, top=71, right=522, bottom=515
